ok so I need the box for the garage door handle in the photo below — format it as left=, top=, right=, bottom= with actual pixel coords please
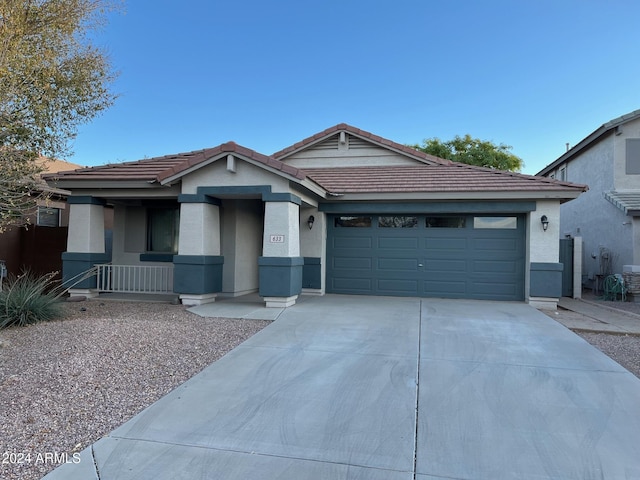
left=418, top=264, right=424, bottom=267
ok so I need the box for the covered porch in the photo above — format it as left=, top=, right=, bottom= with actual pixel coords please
left=64, top=190, right=323, bottom=308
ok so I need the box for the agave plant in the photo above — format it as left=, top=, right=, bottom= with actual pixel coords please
left=0, top=271, right=65, bottom=329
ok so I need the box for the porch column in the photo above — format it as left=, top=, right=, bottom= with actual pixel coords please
left=259, top=198, right=303, bottom=307
left=62, top=197, right=109, bottom=298
left=173, top=199, right=223, bottom=306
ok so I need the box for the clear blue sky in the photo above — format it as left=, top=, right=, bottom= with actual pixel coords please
left=71, top=0, right=640, bottom=175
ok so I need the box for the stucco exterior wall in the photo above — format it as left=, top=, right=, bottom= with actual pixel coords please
left=221, top=199, right=262, bottom=295
left=555, top=137, right=632, bottom=278
left=300, top=207, right=327, bottom=292
left=67, top=203, right=105, bottom=253
left=181, top=159, right=289, bottom=195
left=528, top=200, right=561, bottom=264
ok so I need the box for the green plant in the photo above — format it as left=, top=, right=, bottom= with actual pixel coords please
left=0, top=271, right=65, bottom=329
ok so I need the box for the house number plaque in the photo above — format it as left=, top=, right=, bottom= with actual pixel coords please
left=269, top=234, right=285, bottom=243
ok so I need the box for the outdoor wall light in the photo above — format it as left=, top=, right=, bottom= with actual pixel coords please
left=541, top=215, right=549, bottom=231
left=307, top=215, right=315, bottom=230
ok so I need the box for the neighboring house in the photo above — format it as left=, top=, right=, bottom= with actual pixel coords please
left=44, top=124, right=585, bottom=309
left=537, top=109, right=640, bottom=290
left=0, top=158, right=86, bottom=279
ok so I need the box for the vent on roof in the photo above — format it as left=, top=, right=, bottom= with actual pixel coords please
left=314, top=135, right=339, bottom=150
left=347, top=135, right=370, bottom=149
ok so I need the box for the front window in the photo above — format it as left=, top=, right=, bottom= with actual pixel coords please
left=37, top=207, right=60, bottom=227
left=147, top=208, right=179, bottom=253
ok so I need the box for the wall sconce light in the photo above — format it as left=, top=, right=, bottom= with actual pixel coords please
left=307, top=215, right=315, bottom=230
left=540, top=215, right=549, bottom=231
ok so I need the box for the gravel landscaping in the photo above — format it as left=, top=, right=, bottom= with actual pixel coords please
left=0, top=300, right=268, bottom=480
left=1, top=297, right=638, bottom=480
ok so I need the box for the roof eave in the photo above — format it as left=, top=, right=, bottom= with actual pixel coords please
left=320, top=190, right=585, bottom=202
left=45, top=179, right=163, bottom=190
left=537, top=108, right=640, bottom=176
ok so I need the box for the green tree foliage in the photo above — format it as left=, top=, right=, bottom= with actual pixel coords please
left=0, top=0, right=118, bottom=231
left=411, top=134, right=524, bottom=172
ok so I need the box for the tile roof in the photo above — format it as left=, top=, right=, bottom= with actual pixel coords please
left=272, top=123, right=450, bottom=165
left=302, top=164, right=588, bottom=194
left=42, top=143, right=307, bottom=183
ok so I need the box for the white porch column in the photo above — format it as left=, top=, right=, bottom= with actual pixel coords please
left=259, top=199, right=303, bottom=307
left=63, top=197, right=108, bottom=298
left=262, top=202, right=300, bottom=257
left=174, top=200, right=224, bottom=306
left=178, top=202, right=221, bottom=256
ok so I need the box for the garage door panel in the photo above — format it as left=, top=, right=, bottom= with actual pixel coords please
left=377, top=279, right=419, bottom=294
left=425, top=237, right=467, bottom=250
left=473, top=260, right=518, bottom=274
left=378, top=258, right=419, bottom=271
left=331, top=277, right=372, bottom=292
left=333, top=237, right=372, bottom=249
left=425, top=259, right=467, bottom=273
left=332, top=257, right=372, bottom=270
left=378, top=236, right=419, bottom=249
left=423, top=280, right=467, bottom=296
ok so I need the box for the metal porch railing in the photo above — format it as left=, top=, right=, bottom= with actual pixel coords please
left=96, top=264, right=174, bottom=294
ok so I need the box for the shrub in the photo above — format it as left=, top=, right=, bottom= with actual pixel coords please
left=0, top=271, right=65, bottom=329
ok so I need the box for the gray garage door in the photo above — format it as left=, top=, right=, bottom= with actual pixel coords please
left=326, top=214, right=525, bottom=301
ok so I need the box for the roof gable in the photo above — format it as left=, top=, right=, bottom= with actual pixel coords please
left=43, top=142, right=306, bottom=186
left=273, top=123, right=450, bottom=168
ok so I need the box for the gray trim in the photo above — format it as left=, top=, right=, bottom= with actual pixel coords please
left=258, top=257, right=305, bottom=267
left=177, top=194, right=222, bottom=206
left=140, top=253, right=174, bottom=262
left=303, top=257, right=322, bottom=289
left=173, top=255, right=224, bottom=295
left=263, top=192, right=302, bottom=204
left=173, top=255, right=225, bottom=265
left=61, top=252, right=110, bottom=289
left=67, top=196, right=106, bottom=205
left=258, top=256, right=304, bottom=297
left=319, top=201, right=536, bottom=214
left=183, top=186, right=301, bottom=205
left=530, top=262, right=564, bottom=298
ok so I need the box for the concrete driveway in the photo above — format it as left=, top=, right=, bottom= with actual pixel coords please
left=44, top=296, right=640, bottom=479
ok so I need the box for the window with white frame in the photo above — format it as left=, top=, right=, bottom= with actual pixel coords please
left=558, top=165, right=567, bottom=181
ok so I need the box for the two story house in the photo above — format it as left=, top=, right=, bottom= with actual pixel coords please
left=537, top=109, right=640, bottom=292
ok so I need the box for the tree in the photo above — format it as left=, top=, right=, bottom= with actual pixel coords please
left=0, top=0, right=118, bottom=231
left=411, top=134, right=524, bottom=172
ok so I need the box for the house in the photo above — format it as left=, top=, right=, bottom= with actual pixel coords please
left=537, top=109, right=640, bottom=292
left=0, top=158, right=99, bottom=280
left=44, top=124, right=586, bottom=309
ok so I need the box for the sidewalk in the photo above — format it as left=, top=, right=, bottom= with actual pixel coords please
left=556, top=297, right=640, bottom=334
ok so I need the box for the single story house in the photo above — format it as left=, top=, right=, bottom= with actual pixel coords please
left=44, top=124, right=586, bottom=309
